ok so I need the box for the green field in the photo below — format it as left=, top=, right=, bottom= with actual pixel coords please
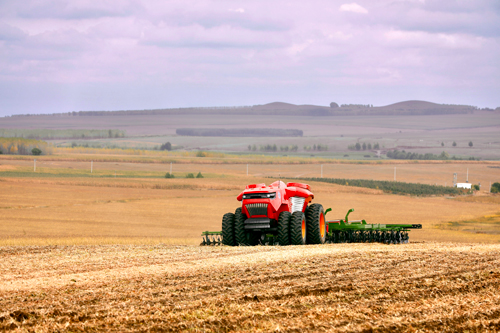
left=1, top=106, right=499, bottom=160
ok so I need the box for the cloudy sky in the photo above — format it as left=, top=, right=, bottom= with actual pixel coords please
left=0, top=0, right=499, bottom=115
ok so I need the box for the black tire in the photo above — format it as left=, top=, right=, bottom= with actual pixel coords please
left=277, top=211, right=292, bottom=246
left=305, top=203, right=326, bottom=244
left=234, top=207, right=247, bottom=245
left=222, top=212, right=235, bottom=246
left=290, top=211, right=307, bottom=245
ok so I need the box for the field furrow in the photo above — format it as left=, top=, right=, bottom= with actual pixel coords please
left=1, top=243, right=499, bottom=332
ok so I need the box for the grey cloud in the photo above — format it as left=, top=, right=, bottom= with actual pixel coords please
left=148, top=7, right=292, bottom=33
left=0, top=23, right=26, bottom=41
left=372, top=0, right=500, bottom=37
left=11, top=0, right=144, bottom=20
left=140, top=23, right=291, bottom=50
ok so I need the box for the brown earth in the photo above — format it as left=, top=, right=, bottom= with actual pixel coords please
left=1, top=243, right=499, bottom=332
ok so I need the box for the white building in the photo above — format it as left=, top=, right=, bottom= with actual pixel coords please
left=456, top=183, right=472, bottom=189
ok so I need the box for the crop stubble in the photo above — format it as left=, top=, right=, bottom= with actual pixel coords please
left=0, top=243, right=499, bottom=332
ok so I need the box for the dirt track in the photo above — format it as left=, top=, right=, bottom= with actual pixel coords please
left=1, top=243, right=500, bottom=332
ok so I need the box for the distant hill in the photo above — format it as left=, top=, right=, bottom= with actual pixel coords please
left=9, top=100, right=478, bottom=118
left=383, top=100, right=441, bottom=110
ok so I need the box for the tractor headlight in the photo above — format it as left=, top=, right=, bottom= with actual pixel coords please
left=267, top=193, right=276, bottom=199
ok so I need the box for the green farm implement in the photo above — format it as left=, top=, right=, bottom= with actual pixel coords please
left=201, top=208, right=421, bottom=245
left=201, top=181, right=421, bottom=246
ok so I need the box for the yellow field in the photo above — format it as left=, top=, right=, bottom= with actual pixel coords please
left=1, top=157, right=500, bottom=245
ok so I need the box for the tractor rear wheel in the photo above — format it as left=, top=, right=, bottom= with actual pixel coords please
left=305, top=203, right=326, bottom=244
left=290, top=211, right=307, bottom=245
left=222, top=212, right=235, bottom=246
left=277, top=211, right=291, bottom=246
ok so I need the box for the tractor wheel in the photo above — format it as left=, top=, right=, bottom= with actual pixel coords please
left=234, top=207, right=248, bottom=246
left=277, top=211, right=292, bottom=246
left=305, top=203, right=326, bottom=244
left=290, top=211, right=307, bottom=245
left=222, top=212, right=235, bottom=246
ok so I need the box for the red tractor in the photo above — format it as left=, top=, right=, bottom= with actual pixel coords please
left=221, top=181, right=326, bottom=246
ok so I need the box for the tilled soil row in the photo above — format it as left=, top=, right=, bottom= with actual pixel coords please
left=1, top=243, right=500, bottom=332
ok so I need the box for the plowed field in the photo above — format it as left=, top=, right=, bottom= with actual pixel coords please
left=1, top=243, right=500, bottom=332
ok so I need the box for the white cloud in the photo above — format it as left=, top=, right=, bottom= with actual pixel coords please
left=228, top=8, right=245, bottom=13
left=339, top=3, right=368, bottom=14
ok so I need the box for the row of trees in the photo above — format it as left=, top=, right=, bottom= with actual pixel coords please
left=441, top=141, right=473, bottom=147
left=300, top=177, right=465, bottom=196
left=177, top=128, right=303, bottom=137
left=0, top=129, right=125, bottom=140
left=165, top=172, right=203, bottom=178
left=0, top=138, right=51, bottom=155
left=304, top=144, right=328, bottom=151
left=247, top=144, right=327, bottom=152
left=387, top=150, right=479, bottom=160
left=348, top=142, right=380, bottom=151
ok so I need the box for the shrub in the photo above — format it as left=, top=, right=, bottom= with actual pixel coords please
left=452, top=141, right=457, bottom=147
left=186, top=173, right=195, bottom=178
left=491, top=182, right=500, bottom=193
left=196, top=172, right=204, bottom=178
left=196, top=151, right=206, bottom=157
left=160, top=142, right=172, bottom=151
left=364, top=155, right=371, bottom=158
left=469, top=141, right=473, bottom=147
left=165, top=172, right=175, bottom=178
left=473, top=184, right=480, bottom=191
left=344, top=154, right=349, bottom=157
left=31, top=148, right=42, bottom=155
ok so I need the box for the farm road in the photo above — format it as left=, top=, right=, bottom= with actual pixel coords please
left=1, top=243, right=500, bottom=331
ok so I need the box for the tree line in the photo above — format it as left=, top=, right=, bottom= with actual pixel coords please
left=0, top=129, right=126, bottom=140
left=247, top=144, right=326, bottom=152
left=0, top=138, right=51, bottom=155
left=176, top=128, right=303, bottom=137
left=298, top=177, right=466, bottom=196
left=348, top=142, right=380, bottom=150
left=386, top=150, right=479, bottom=160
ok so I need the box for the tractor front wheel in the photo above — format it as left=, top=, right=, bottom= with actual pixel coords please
left=277, top=211, right=292, bottom=245
left=234, top=207, right=259, bottom=246
left=305, top=203, right=326, bottom=244
left=290, top=211, right=307, bottom=245
left=222, top=212, right=235, bottom=246
left=234, top=207, right=247, bottom=246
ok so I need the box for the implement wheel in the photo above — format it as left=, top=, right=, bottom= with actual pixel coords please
left=290, top=211, right=307, bottom=245
left=222, top=212, right=235, bottom=246
left=305, top=204, right=326, bottom=244
left=277, top=211, right=292, bottom=246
